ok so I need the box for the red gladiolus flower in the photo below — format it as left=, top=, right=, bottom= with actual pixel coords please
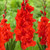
left=14, top=1, right=36, bottom=50
left=0, top=33, right=5, bottom=50
left=0, top=18, right=13, bottom=50
left=26, top=3, right=34, bottom=12
left=0, top=18, right=13, bottom=42
left=21, top=1, right=25, bottom=9
left=46, top=23, right=50, bottom=50
left=25, top=0, right=28, bottom=3
left=36, top=16, right=49, bottom=45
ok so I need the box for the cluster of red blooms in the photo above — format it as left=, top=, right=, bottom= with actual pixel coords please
left=0, top=9, right=13, bottom=50
left=36, top=6, right=49, bottom=45
left=46, top=23, right=50, bottom=50
left=14, top=0, right=36, bottom=50
left=36, top=16, right=49, bottom=45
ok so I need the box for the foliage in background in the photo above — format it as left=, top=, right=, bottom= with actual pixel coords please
left=0, top=0, right=50, bottom=50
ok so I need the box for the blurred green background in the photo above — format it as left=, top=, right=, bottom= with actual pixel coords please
left=0, top=0, right=50, bottom=50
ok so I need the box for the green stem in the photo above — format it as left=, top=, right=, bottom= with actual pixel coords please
left=43, top=0, right=46, bottom=17
left=4, top=0, right=7, bottom=18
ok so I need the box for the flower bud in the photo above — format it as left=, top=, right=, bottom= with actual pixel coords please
left=44, top=11, right=46, bottom=16
left=40, top=10, right=43, bottom=14
left=2, top=14, right=5, bottom=18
